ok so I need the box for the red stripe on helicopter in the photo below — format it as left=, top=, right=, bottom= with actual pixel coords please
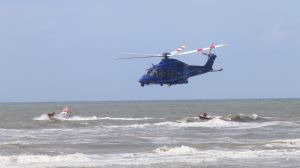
left=176, top=45, right=186, bottom=52
left=197, top=48, right=203, bottom=52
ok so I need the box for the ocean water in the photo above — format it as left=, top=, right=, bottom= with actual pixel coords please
left=0, top=99, right=300, bottom=168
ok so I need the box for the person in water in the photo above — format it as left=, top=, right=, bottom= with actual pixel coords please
left=199, top=112, right=211, bottom=119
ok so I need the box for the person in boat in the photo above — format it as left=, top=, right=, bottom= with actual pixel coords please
left=47, top=112, right=56, bottom=117
left=199, top=112, right=212, bottom=120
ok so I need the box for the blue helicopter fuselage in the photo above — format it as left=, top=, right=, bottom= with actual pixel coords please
left=139, top=54, right=217, bottom=86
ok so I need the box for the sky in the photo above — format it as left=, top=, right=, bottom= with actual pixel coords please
left=0, top=0, right=299, bottom=102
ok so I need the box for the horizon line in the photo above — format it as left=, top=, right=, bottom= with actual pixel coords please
left=0, top=97, right=299, bottom=104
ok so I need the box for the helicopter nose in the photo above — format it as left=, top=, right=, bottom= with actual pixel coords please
left=139, top=75, right=151, bottom=83
left=139, top=75, right=147, bottom=83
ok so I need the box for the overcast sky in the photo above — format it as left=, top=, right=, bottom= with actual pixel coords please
left=0, top=0, right=299, bottom=102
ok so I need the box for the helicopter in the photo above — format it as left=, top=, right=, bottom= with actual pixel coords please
left=120, top=43, right=226, bottom=87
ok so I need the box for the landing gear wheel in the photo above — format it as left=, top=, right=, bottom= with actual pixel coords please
left=141, top=83, right=144, bottom=87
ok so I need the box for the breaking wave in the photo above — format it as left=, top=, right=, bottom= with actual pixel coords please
left=97, top=117, right=155, bottom=120
left=154, top=145, right=198, bottom=155
left=174, top=117, right=200, bottom=123
left=105, top=117, right=281, bottom=129
left=1, top=146, right=300, bottom=168
left=34, top=114, right=98, bottom=121
left=222, top=113, right=267, bottom=122
left=265, top=138, right=300, bottom=148
left=34, top=115, right=154, bottom=121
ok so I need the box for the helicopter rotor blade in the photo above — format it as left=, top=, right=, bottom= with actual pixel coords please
left=120, top=52, right=162, bottom=56
left=118, top=52, right=163, bottom=59
left=176, top=43, right=227, bottom=56
left=169, top=44, right=187, bottom=56
left=118, top=55, right=164, bottom=59
left=119, top=43, right=226, bottom=59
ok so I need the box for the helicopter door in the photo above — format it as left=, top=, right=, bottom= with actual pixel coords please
left=157, top=70, right=164, bottom=79
left=168, top=70, right=176, bottom=79
left=157, top=69, right=176, bottom=79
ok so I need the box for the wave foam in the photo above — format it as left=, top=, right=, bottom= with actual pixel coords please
left=265, top=138, right=300, bottom=148
left=33, top=114, right=50, bottom=121
left=34, top=114, right=98, bottom=121
left=1, top=146, right=300, bottom=167
left=97, top=117, right=155, bottom=120
left=159, top=118, right=240, bottom=128
left=105, top=123, right=152, bottom=128
left=66, top=116, right=99, bottom=121
left=104, top=118, right=282, bottom=129
left=34, top=115, right=154, bottom=121
left=222, top=113, right=267, bottom=122
left=154, top=145, right=198, bottom=155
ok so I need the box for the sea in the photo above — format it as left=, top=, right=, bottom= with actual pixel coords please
left=0, top=99, right=299, bottom=168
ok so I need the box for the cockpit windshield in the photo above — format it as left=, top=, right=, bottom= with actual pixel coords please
left=145, top=69, right=151, bottom=75
left=145, top=68, right=157, bottom=77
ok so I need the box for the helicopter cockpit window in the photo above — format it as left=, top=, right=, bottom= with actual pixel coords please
left=145, top=69, right=151, bottom=75
left=150, top=70, right=157, bottom=77
left=145, top=69, right=157, bottom=77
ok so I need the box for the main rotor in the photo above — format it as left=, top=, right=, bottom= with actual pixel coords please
left=119, top=43, right=226, bottom=60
